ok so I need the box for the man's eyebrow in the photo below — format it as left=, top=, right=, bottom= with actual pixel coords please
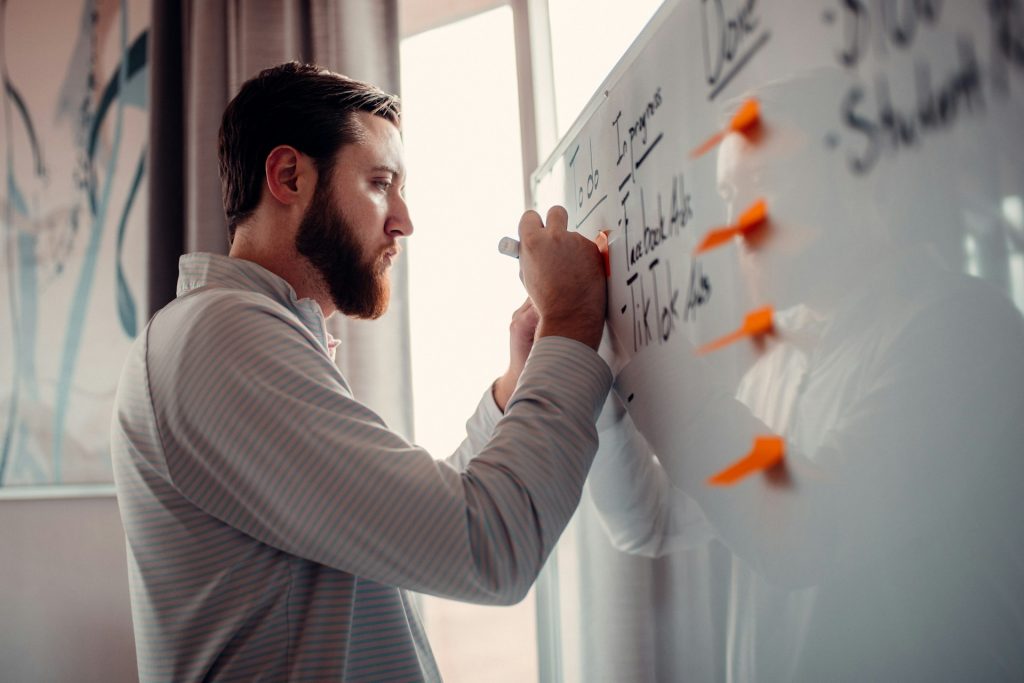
left=370, top=164, right=403, bottom=177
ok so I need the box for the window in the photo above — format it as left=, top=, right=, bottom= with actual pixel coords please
left=401, top=2, right=669, bottom=680
left=547, top=0, right=664, bottom=138
left=401, top=7, right=535, bottom=682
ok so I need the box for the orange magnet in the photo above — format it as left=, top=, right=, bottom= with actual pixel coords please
left=697, top=306, right=774, bottom=355
left=696, top=199, right=768, bottom=254
left=690, top=98, right=761, bottom=159
left=708, top=435, right=785, bottom=486
left=595, top=230, right=611, bottom=278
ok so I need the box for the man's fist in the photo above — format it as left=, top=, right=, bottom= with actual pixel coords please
left=517, top=206, right=606, bottom=350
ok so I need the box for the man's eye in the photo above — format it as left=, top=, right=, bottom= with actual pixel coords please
left=374, top=180, right=392, bottom=191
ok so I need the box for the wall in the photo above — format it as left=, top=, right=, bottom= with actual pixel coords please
left=1, top=0, right=148, bottom=676
left=0, top=494, right=135, bottom=681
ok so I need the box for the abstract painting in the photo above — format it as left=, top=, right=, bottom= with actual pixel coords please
left=1, top=0, right=149, bottom=488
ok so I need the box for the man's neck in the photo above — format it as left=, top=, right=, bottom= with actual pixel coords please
left=229, top=231, right=336, bottom=318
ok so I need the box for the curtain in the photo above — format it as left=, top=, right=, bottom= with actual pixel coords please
left=148, top=0, right=413, bottom=439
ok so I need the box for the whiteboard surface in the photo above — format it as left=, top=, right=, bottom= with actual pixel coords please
left=533, top=0, right=1024, bottom=679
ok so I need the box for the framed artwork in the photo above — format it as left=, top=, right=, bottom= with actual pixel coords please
left=1, top=0, right=149, bottom=493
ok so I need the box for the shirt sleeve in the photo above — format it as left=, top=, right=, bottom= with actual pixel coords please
left=589, top=413, right=715, bottom=558
left=444, top=386, right=504, bottom=472
left=147, top=291, right=612, bottom=604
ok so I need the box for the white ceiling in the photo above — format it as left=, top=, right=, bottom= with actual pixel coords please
left=398, top=0, right=507, bottom=38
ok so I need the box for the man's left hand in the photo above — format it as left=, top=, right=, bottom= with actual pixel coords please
left=493, top=298, right=540, bottom=412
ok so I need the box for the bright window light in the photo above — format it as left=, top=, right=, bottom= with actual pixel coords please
left=548, top=0, right=663, bottom=138
left=402, top=6, right=524, bottom=461
left=401, top=7, right=536, bottom=682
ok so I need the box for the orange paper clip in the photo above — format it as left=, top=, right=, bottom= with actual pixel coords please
left=696, top=199, right=768, bottom=254
left=595, top=230, right=611, bottom=278
left=690, top=98, right=761, bottom=159
left=708, top=435, right=785, bottom=486
left=697, top=306, right=774, bottom=354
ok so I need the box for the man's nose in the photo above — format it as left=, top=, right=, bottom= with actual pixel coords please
left=388, top=196, right=413, bottom=237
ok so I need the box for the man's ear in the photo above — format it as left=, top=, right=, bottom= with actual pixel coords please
left=265, top=145, right=313, bottom=206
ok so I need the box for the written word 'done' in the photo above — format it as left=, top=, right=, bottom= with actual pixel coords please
left=701, top=0, right=770, bottom=99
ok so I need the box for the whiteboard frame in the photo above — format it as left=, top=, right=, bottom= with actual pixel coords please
left=0, top=484, right=117, bottom=500
left=530, top=0, right=682, bottom=204
left=529, top=2, right=686, bottom=681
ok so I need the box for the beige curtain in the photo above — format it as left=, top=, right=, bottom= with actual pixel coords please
left=150, top=0, right=413, bottom=439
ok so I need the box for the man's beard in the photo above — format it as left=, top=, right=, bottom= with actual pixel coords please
left=294, top=181, right=390, bottom=319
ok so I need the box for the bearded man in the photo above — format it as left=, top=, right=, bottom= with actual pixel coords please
left=111, top=62, right=609, bottom=681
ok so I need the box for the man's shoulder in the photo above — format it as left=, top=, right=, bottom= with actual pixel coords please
left=166, top=282, right=293, bottom=315
left=154, top=284, right=308, bottom=342
left=143, top=285, right=326, bottom=385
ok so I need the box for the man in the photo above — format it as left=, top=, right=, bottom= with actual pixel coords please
left=111, top=62, right=610, bottom=681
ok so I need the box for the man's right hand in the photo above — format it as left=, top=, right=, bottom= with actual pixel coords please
left=518, top=206, right=607, bottom=350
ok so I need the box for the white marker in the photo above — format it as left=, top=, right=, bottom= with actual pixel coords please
left=499, top=231, right=615, bottom=261
left=498, top=236, right=520, bottom=259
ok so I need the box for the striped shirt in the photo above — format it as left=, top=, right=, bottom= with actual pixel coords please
left=111, top=253, right=611, bottom=681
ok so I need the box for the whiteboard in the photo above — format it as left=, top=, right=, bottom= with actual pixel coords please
left=532, top=0, right=1024, bottom=680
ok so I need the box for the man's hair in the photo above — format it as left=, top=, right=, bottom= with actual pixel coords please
left=218, top=62, right=401, bottom=240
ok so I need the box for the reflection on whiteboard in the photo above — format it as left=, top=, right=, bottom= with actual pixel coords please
left=534, top=0, right=1024, bottom=679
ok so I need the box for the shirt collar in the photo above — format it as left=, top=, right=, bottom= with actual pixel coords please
left=177, top=253, right=339, bottom=361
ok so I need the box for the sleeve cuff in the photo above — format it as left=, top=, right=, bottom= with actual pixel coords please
left=509, top=336, right=613, bottom=424
left=468, top=383, right=505, bottom=441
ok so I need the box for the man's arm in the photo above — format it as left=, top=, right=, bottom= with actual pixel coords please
left=144, top=206, right=610, bottom=605
left=588, top=400, right=716, bottom=558
left=493, top=298, right=539, bottom=412
left=447, top=298, right=538, bottom=472
left=449, top=204, right=606, bottom=469
left=148, top=294, right=608, bottom=605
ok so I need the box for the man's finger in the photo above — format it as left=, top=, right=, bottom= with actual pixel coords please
left=546, top=205, right=569, bottom=232
left=518, top=210, right=543, bottom=240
